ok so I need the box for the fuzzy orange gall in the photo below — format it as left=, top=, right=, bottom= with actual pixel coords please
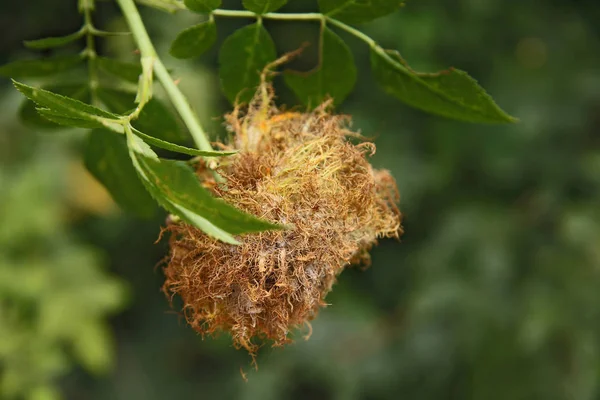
left=163, top=87, right=403, bottom=355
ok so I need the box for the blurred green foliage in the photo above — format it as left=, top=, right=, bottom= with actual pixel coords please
left=1, top=0, right=600, bottom=399
left=0, top=130, right=128, bottom=399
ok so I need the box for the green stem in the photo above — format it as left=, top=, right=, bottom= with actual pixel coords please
left=210, top=9, right=377, bottom=48
left=115, top=0, right=213, bottom=153
left=212, top=9, right=323, bottom=21
left=82, top=6, right=100, bottom=104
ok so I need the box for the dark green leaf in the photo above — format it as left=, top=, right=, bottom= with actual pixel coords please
left=318, top=0, right=402, bottom=24
left=284, top=27, right=356, bottom=107
left=13, top=81, right=120, bottom=124
left=132, top=153, right=281, bottom=243
left=96, top=57, right=142, bottom=83
left=24, top=31, right=84, bottom=49
left=96, top=88, right=185, bottom=142
left=218, top=23, right=276, bottom=103
left=19, top=84, right=90, bottom=129
left=37, top=109, right=105, bottom=129
left=0, top=55, right=83, bottom=78
left=84, top=129, right=156, bottom=217
left=169, top=20, right=217, bottom=59
left=242, top=0, right=287, bottom=14
left=132, top=127, right=237, bottom=157
left=370, top=48, right=517, bottom=124
left=184, top=0, right=221, bottom=13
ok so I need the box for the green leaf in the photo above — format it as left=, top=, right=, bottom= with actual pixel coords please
left=24, top=31, right=84, bottom=49
left=96, top=57, right=142, bottom=83
left=96, top=88, right=185, bottom=142
left=318, top=0, right=402, bottom=24
left=370, top=48, right=517, bottom=124
left=218, top=23, right=276, bottom=103
left=184, top=0, right=221, bottom=13
left=135, top=155, right=282, bottom=243
left=132, top=127, right=237, bottom=157
left=36, top=109, right=105, bottom=129
left=13, top=81, right=120, bottom=124
left=284, top=27, right=356, bottom=107
left=242, top=0, right=287, bottom=14
left=169, top=20, right=217, bottom=59
left=84, top=129, right=156, bottom=217
left=19, top=84, right=90, bottom=129
left=0, top=55, right=83, bottom=78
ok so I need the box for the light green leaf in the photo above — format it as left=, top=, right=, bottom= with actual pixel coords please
left=36, top=109, right=105, bottom=129
left=13, top=81, right=121, bottom=124
left=170, top=20, right=217, bottom=59
left=0, top=55, right=83, bottom=78
left=318, top=0, right=402, bottom=24
left=96, top=88, right=185, bottom=142
left=218, top=22, right=276, bottom=103
left=242, top=0, right=287, bottom=14
left=184, top=0, right=221, bottom=13
left=126, top=134, right=281, bottom=243
left=19, top=84, right=90, bottom=129
left=96, top=57, right=142, bottom=83
left=285, top=27, right=356, bottom=107
left=370, top=48, right=518, bottom=124
left=131, top=127, right=237, bottom=157
left=24, top=31, right=84, bottom=49
left=84, top=129, right=156, bottom=217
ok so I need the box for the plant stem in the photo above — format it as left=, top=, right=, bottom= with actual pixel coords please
left=324, top=17, right=377, bottom=48
left=212, top=9, right=323, bottom=21
left=115, top=0, right=213, bottom=153
left=210, top=9, right=377, bottom=48
left=81, top=4, right=100, bottom=104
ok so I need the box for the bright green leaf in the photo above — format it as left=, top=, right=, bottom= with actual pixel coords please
left=242, top=0, right=287, bottom=14
left=84, top=129, right=156, bottom=217
left=96, top=57, right=142, bottom=83
left=19, top=85, right=90, bottom=129
left=0, top=55, right=83, bottom=78
left=36, top=109, right=105, bottom=129
left=138, top=155, right=281, bottom=240
left=318, top=0, right=402, bottom=24
left=132, top=128, right=237, bottom=157
left=13, top=81, right=120, bottom=124
left=284, top=27, right=356, bottom=107
left=370, top=48, right=518, bottom=124
left=96, top=88, right=185, bottom=142
left=170, top=20, right=217, bottom=59
left=218, top=23, right=276, bottom=103
left=126, top=133, right=281, bottom=243
left=24, top=31, right=84, bottom=49
left=184, top=0, right=221, bottom=13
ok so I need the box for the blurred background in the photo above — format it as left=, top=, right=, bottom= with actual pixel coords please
left=2, top=0, right=600, bottom=399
